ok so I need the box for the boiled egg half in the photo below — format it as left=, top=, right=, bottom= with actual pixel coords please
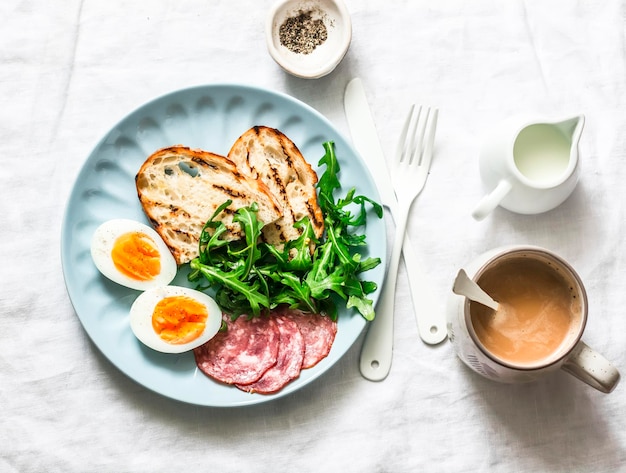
left=91, top=219, right=177, bottom=291
left=129, top=285, right=222, bottom=353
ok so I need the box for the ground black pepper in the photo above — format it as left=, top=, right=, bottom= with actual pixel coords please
left=279, top=10, right=328, bottom=55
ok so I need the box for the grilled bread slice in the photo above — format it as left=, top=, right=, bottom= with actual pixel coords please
left=227, top=126, right=324, bottom=249
left=136, top=146, right=282, bottom=265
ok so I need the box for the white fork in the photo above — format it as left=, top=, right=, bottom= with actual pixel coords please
left=359, top=105, right=439, bottom=381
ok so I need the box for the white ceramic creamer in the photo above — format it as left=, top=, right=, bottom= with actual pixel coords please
left=446, top=245, right=620, bottom=393
left=472, top=115, right=585, bottom=220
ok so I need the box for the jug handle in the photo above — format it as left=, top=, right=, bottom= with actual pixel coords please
left=471, top=179, right=512, bottom=221
left=561, top=341, right=620, bottom=393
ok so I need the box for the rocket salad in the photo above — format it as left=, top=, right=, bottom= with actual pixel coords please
left=188, top=141, right=383, bottom=321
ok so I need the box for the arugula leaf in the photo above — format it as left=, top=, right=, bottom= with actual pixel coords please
left=230, top=203, right=263, bottom=279
left=282, top=217, right=318, bottom=272
left=188, top=140, right=382, bottom=321
left=317, top=141, right=342, bottom=199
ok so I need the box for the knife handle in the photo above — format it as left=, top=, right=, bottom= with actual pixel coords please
left=386, top=198, right=447, bottom=345
left=400, top=232, right=448, bottom=344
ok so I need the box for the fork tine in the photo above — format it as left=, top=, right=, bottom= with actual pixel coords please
left=419, top=108, right=439, bottom=170
left=394, top=104, right=415, bottom=165
left=406, top=105, right=424, bottom=164
left=409, top=106, right=430, bottom=165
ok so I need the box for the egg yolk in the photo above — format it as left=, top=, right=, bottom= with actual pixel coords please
left=111, top=232, right=161, bottom=281
left=151, top=296, right=208, bottom=345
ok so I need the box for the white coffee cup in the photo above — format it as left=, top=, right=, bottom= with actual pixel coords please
left=446, top=245, right=620, bottom=393
left=471, top=115, right=585, bottom=220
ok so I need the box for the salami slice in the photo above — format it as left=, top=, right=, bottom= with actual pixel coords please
left=194, top=314, right=280, bottom=385
left=236, top=314, right=305, bottom=394
left=281, top=309, right=337, bottom=369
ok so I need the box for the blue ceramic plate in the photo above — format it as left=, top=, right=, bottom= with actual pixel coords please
left=61, top=84, right=386, bottom=407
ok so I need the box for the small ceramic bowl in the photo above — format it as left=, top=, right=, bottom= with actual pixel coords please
left=265, top=0, right=352, bottom=79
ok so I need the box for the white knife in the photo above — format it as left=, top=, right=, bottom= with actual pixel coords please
left=344, top=77, right=447, bottom=349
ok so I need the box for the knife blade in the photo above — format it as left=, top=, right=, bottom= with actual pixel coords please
left=344, top=77, right=447, bottom=346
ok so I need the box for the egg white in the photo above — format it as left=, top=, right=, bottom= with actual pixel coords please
left=129, top=285, right=222, bottom=354
left=90, top=219, right=177, bottom=291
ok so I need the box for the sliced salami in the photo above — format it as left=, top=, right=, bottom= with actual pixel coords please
left=236, top=314, right=305, bottom=394
left=281, top=308, right=337, bottom=369
left=194, top=314, right=280, bottom=385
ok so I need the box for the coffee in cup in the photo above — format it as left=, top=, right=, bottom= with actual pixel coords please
left=470, top=256, right=583, bottom=368
left=446, top=245, right=620, bottom=393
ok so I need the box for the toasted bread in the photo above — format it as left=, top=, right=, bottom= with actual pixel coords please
left=136, top=146, right=282, bottom=265
left=228, top=126, right=324, bottom=249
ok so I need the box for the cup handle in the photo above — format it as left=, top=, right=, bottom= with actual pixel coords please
left=471, top=179, right=512, bottom=221
left=561, top=341, right=620, bottom=393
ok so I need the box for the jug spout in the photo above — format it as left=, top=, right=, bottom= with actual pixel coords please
left=555, top=115, right=585, bottom=147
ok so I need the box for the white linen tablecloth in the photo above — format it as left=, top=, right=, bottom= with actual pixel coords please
left=2, top=1, right=625, bottom=471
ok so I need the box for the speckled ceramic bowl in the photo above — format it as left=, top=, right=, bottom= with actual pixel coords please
left=265, top=0, right=352, bottom=79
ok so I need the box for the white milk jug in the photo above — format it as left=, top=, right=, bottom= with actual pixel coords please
left=472, top=115, right=585, bottom=220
